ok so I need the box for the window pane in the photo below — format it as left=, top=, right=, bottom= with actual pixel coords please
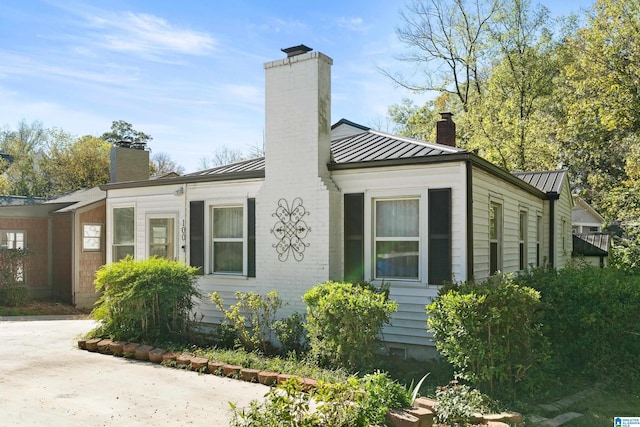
left=83, top=225, right=101, bottom=251
left=376, top=241, right=419, bottom=279
left=214, top=207, right=243, bottom=238
left=376, top=199, right=419, bottom=238
left=113, top=245, right=134, bottom=261
left=83, top=237, right=100, bottom=251
left=149, top=218, right=174, bottom=259
left=489, top=205, right=498, bottom=240
left=519, top=213, right=526, bottom=240
left=213, top=242, right=243, bottom=273
left=114, top=208, right=134, bottom=244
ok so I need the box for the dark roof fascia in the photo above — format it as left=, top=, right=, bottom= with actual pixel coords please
left=329, top=152, right=549, bottom=199
left=331, top=118, right=370, bottom=131
left=100, top=170, right=265, bottom=190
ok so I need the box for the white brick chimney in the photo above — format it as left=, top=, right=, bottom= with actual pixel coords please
left=255, top=46, right=341, bottom=313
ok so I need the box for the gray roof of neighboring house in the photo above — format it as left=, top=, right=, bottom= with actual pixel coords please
left=0, top=196, right=47, bottom=206
left=513, top=170, right=568, bottom=194
left=572, top=233, right=610, bottom=256
left=48, top=187, right=106, bottom=213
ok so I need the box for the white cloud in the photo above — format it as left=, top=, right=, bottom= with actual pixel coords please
left=87, top=12, right=217, bottom=56
left=335, top=16, right=367, bottom=32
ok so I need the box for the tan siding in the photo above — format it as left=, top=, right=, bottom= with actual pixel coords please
left=0, top=217, right=49, bottom=295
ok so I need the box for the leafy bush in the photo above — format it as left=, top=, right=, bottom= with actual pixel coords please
left=230, top=376, right=363, bottom=427
left=427, top=274, right=549, bottom=398
left=0, top=285, right=29, bottom=306
left=0, top=248, right=32, bottom=288
left=230, top=372, right=412, bottom=427
left=272, top=311, right=309, bottom=356
left=303, top=281, right=398, bottom=370
left=610, top=223, right=640, bottom=271
left=91, top=256, right=201, bottom=342
left=356, top=371, right=412, bottom=426
left=210, top=290, right=282, bottom=353
left=435, top=380, right=491, bottom=426
left=516, top=265, right=640, bottom=377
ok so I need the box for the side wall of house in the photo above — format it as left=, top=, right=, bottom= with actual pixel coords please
left=0, top=217, right=50, bottom=297
left=51, top=213, right=72, bottom=302
left=333, top=161, right=467, bottom=358
left=472, top=166, right=545, bottom=281
left=555, top=179, right=574, bottom=268
left=75, top=203, right=106, bottom=308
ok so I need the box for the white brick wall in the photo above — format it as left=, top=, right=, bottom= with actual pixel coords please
left=256, top=50, right=341, bottom=317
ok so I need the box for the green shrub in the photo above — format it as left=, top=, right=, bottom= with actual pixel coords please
left=230, top=376, right=364, bottom=427
left=435, top=380, right=491, bottom=426
left=356, top=371, right=412, bottom=426
left=0, top=285, right=30, bottom=306
left=272, top=311, right=309, bottom=356
left=0, top=248, right=32, bottom=288
left=516, top=265, right=640, bottom=377
left=91, top=256, right=201, bottom=342
left=427, top=274, right=549, bottom=398
left=210, top=290, right=282, bottom=353
left=303, top=281, right=398, bottom=371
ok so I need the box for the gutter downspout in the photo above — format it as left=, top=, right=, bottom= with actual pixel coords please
left=548, top=192, right=559, bottom=268
left=466, top=160, right=474, bottom=281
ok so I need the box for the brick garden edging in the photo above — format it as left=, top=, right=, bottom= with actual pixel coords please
left=76, top=338, right=523, bottom=427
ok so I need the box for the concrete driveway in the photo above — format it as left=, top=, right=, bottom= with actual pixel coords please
left=0, top=318, right=269, bottom=426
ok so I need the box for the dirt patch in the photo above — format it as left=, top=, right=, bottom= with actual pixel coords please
left=0, top=299, right=90, bottom=316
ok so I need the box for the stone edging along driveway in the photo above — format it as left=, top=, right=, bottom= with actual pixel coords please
left=79, top=337, right=525, bottom=427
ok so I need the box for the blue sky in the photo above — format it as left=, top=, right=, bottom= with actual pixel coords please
left=0, top=0, right=594, bottom=173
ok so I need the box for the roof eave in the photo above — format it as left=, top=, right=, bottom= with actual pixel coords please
left=100, top=170, right=265, bottom=190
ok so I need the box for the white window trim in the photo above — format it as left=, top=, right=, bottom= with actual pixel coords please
left=364, top=188, right=427, bottom=284
left=489, top=200, right=503, bottom=274
left=207, top=199, right=248, bottom=276
left=145, top=212, right=178, bottom=260
left=81, top=223, right=103, bottom=252
left=109, top=203, right=136, bottom=263
left=536, top=214, right=543, bottom=267
left=519, top=210, right=528, bottom=271
left=1, top=230, right=26, bottom=249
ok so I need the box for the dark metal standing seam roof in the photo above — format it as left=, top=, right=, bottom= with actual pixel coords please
left=572, top=233, right=610, bottom=256
left=183, top=129, right=464, bottom=178
left=512, top=170, right=568, bottom=194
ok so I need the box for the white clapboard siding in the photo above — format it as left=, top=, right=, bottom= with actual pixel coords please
left=472, top=167, right=545, bottom=280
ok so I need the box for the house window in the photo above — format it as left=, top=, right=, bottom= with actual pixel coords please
left=149, top=218, right=175, bottom=259
left=113, top=207, right=134, bottom=261
left=211, top=206, right=243, bottom=274
left=536, top=216, right=543, bottom=267
left=562, top=219, right=567, bottom=253
left=82, top=224, right=102, bottom=251
left=519, top=211, right=527, bottom=271
left=1, top=230, right=26, bottom=282
left=489, top=203, right=502, bottom=275
left=374, top=198, right=419, bottom=280
left=1, top=230, right=25, bottom=249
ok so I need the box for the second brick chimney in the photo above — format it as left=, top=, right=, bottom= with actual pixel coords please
left=436, top=112, right=456, bottom=147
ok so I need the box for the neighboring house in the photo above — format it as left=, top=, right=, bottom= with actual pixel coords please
left=100, top=46, right=574, bottom=359
left=571, top=196, right=609, bottom=266
left=0, top=146, right=149, bottom=308
left=572, top=196, right=604, bottom=234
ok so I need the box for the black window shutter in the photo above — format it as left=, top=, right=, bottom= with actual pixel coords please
left=189, top=201, right=205, bottom=275
left=429, top=189, right=452, bottom=285
left=344, top=193, right=364, bottom=284
left=247, top=198, right=256, bottom=277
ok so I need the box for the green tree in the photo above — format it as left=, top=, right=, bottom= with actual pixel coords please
left=150, top=152, right=185, bottom=175
left=101, top=120, right=152, bottom=150
left=0, top=120, right=57, bottom=197
left=39, top=135, right=111, bottom=194
left=557, top=0, right=640, bottom=216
